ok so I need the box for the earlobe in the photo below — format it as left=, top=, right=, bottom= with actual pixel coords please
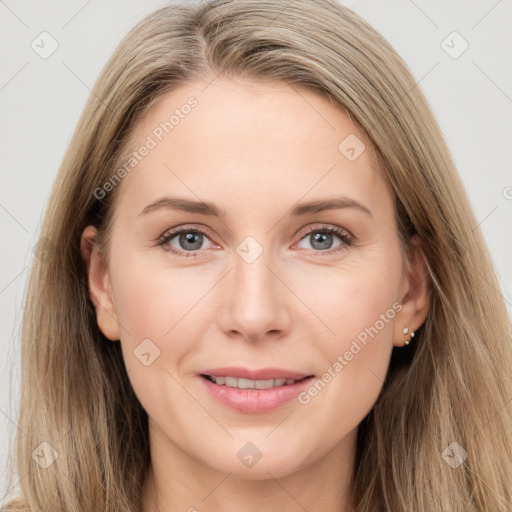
left=80, top=225, right=120, bottom=341
left=394, top=236, right=431, bottom=347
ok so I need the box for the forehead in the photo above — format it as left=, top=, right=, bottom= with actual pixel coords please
left=115, top=77, right=388, bottom=218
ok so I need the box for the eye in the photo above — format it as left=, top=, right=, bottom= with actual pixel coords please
left=295, top=225, right=353, bottom=255
left=157, top=224, right=354, bottom=258
left=157, top=226, right=216, bottom=257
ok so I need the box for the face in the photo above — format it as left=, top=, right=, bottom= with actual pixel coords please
left=82, top=77, right=429, bottom=481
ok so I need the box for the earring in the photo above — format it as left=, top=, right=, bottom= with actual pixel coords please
left=402, top=327, right=415, bottom=345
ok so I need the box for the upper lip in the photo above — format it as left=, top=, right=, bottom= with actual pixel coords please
left=200, top=367, right=313, bottom=381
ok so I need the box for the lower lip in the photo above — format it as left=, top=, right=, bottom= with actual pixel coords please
left=200, top=376, right=314, bottom=414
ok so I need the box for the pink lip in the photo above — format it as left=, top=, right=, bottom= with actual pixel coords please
left=199, top=367, right=314, bottom=414
left=200, top=366, right=310, bottom=380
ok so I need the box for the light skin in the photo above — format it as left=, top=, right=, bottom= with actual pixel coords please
left=80, top=77, right=430, bottom=512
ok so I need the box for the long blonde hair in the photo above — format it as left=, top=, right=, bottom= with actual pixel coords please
left=3, top=1, right=512, bottom=510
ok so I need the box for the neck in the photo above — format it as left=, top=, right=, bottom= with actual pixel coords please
left=141, top=423, right=357, bottom=512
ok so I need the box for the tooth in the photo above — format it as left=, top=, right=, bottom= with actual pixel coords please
left=211, top=376, right=298, bottom=389
left=225, top=376, right=238, bottom=387
left=237, top=378, right=255, bottom=389
left=255, top=379, right=275, bottom=389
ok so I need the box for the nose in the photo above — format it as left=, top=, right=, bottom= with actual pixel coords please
left=217, top=246, right=292, bottom=343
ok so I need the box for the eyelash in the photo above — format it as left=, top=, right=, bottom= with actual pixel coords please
left=156, top=224, right=354, bottom=258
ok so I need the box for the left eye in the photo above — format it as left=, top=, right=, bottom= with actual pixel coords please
left=295, top=227, right=352, bottom=253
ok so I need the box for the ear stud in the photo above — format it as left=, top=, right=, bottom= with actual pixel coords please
left=403, top=327, right=415, bottom=345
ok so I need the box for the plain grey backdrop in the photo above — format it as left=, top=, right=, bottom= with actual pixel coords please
left=1, top=0, right=511, bottom=498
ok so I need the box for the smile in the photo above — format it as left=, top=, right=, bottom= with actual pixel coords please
left=202, top=374, right=306, bottom=389
left=198, top=368, right=315, bottom=413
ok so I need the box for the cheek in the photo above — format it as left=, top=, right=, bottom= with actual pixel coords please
left=291, top=257, right=400, bottom=422
left=108, top=251, right=200, bottom=376
left=110, top=250, right=207, bottom=337
left=292, top=254, right=401, bottom=345
left=109, top=259, right=206, bottom=419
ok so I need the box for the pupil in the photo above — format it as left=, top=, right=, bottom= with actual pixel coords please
left=312, top=232, right=332, bottom=250
left=180, top=232, right=202, bottom=250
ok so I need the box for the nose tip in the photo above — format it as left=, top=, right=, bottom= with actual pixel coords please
left=238, top=327, right=281, bottom=342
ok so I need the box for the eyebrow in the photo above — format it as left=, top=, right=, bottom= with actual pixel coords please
left=138, top=195, right=372, bottom=218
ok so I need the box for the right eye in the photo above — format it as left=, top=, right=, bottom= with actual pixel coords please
left=158, top=226, right=216, bottom=257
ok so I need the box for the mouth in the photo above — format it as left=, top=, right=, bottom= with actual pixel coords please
left=198, top=367, right=315, bottom=414
left=200, top=374, right=311, bottom=389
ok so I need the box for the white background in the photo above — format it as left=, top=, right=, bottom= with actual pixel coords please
left=1, top=0, right=511, bottom=498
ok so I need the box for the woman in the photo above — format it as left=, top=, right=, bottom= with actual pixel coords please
left=3, top=0, right=512, bottom=510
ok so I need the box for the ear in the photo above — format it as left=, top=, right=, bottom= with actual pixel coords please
left=394, top=235, right=430, bottom=347
left=80, top=225, right=120, bottom=341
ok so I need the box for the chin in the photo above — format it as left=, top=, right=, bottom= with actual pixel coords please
left=204, top=445, right=310, bottom=481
